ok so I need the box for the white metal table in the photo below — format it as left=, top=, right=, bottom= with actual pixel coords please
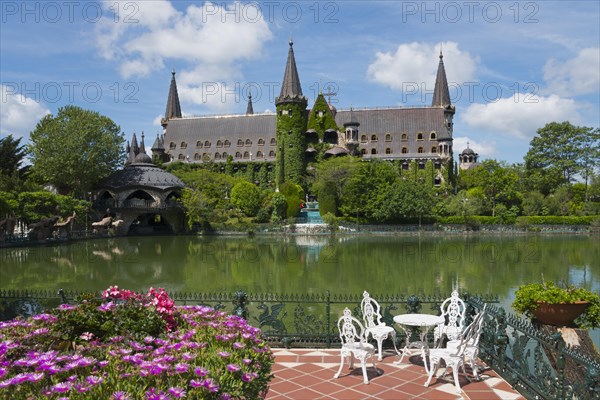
left=393, top=313, right=445, bottom=373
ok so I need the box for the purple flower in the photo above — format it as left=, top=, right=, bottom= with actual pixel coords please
left=189, top=379, right=203, bottom=388
left=204, top=378, right=220, bottom=393
left=113, top=391, right=131, bottom=400
left=52, top=381, right=72, bottom=393
left=226, top=364, right=240, bottom=372
left=217, top=351, right=230, bottom=358
left=97, top=301, right=116, bottom=312
left=58, top=304, right=76, bottom=310
left=168, top=387, right=187, bottom=398
left=145, top=388, right=168, bottom=400
left=233, top=342, right=246, bottom=349
left=194, top=367, right=208, bottom=377
left=181, top=352, right=193, bottom=361
left=219, top=394, right=232, bottom=400
left=85, top=375, right=103, bottom=386
left=174, top=363, right=189, bottom=373
left=74, top=383, right=90, bottom=393
left=242, top=373, right=255, bottom=382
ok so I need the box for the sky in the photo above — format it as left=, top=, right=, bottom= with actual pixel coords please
left=1, top=0, right=599, bottom=165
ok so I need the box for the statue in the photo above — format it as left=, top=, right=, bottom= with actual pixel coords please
left=92, top=216, right=113, bottom=234
left=28, top=216, right=59, bottom=241
left=54, top=211, right=77, bottom=239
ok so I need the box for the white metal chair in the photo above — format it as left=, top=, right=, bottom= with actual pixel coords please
left=433, top=290, right=466, bottom=347
left=360, top=291, right=399, bottom=361
left=334, top=307, right=380, bottom=384
left=424, top=306, right=487, bottom=393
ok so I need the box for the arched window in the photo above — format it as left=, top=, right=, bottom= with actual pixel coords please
left=245, top=139, right=252, bottom=146
left=385, top=133, right=392, bottom=142
left=194, top=153, right=200, bottom=160
left=418, top=163, right=425, bottom=170
left=434, top=162, right=441, bottom=169
left=180, top=142, right=187, bottom=149
left=418, top=147, right=424, bottom=153
left=214, top=153, right=221, bottom=160
left=385, top=147, right=392, bottom=154
left=402, top=147, right=408, bottom=154
left=178, top=154, right=185, bottom=160
left=196, top=141, right=202, bottom=148
left=256, top=151, right=263, bottom=158
left=401, top=133, right=408, bottom=141
left=224, top=140, right=231, bottom=147
left=270, top=138, right=276, bottom=146
left=402, top=163, right=409, bottom=170
left=204, top=141, right=211, bottom=147
left=371, top=134, right=378, bottom=141
left=417, top=133, right=423, bottom=140
left=269, top=150, right=275, bottom=157
left=222, top=152, right=228, bottom=158
left=170, top=142, right=176, bottom=150
left=361, top=148, right=367, bottom=155
left=216, top=140, right=223, bottom=148
left=371, top=148, right=377, bottom=155
left=431, top=147, right=437, bottom=153
left=360, top=135, right=367, bottom=143
left=434, top=177, right=441, bottom=186
left=243, top=151, right=250, bottom=159
left=237, top=139, right=244, bottom=146
left=258, top=138, right=265, bottom=146
left=202, top=153, right=210, bottom=162
left=430, top=132, right=437, bottom=140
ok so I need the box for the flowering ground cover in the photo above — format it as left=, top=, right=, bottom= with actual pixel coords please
left=0, top=287, right=274, bottom=399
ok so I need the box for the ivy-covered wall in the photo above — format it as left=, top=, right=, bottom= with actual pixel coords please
left=306, top=93, right=338, bottom=137
left=167, top=160, right=276, bottom=189
left=275, top=101, right=307, bottom=186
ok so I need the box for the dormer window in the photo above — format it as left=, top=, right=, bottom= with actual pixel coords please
left=430, top=132, right=437, bottom=140
left=417, top=133, right=423, bottom=140
left=180, top=142, right=187, bottom=149
left=317, top=111, right=324, bottom=118
left=385, top=134, right=392, bottom=142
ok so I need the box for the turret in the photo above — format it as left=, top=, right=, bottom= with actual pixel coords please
left=162, top=69, right=182, bottom=128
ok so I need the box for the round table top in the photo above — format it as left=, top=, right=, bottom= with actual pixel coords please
left=393, top=313, right=445, bottom=327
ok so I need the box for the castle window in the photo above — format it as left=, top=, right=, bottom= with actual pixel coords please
left=385, top=133, right=392, bottom=142
left=170, top=142, right=176, bottom=150
left=361, top=149, right=367, bottom=155
left=417, top=133, right=423, bottom=140
left=418, top=162, right=425, bottom=169
left=194, top=153, right=200, bottom=160
left=222, top=152, right=228, bottom=158
left=178, top=154, right=185, bottom=160
left=418, top=147, right=424, bottom=153
left=402, top=147, right=408, bottom=154
left=360, top=135, right=367, bottom=143
left=180, top=142, right=187, bottom=149
left=434, top=162, right=441, bottom=169
left=288, top=110, right=293, bottom=117
left=202, top=153, right=210, bottom=162
left=269, top=150, right=275, bottom=157
left=237, top=139, right=244, bottom=147
left=216, top=140, right=223, bottom=148
left=270, top=138, right=276, bottom=146
left=317, top=111, right=324, bottom=118
left=401, top=133, right=408, bottom=141
left=434, top=177, right=441, bottom=186
left=214, top=153, right=222, bottom=160
left=224, top=140, right=231, bottom=147
left=256, top=151, right=264, bottom=158
left=385, top=147, right=392, bottom=154
left=431, top=147, right=437, bottom=153
left=371, top=148, right=377, bottom=155
left=204, top=141, right=211, bottom=147
left=371, top=134, right=378, bottom=142
left=235, top=152, right=242, bottom=158
left=243, top=151, right=250, bottom=159
left=245, top=139, right=252, bottom=146
left=402, top=163, right=409, bottom=170
left=258, top=138, right=265, bottom=146
left=430, top=132, right=437, bottom=140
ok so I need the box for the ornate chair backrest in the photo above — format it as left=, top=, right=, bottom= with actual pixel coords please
left=360, top=291, right=384, bottom=329
left=469, top=304, right=487, bottom=348
left=450, top=305, right=486, bottom=355
left=439, top=290, right=466, bottom=330
left=338, top=307, right=366, bottom=346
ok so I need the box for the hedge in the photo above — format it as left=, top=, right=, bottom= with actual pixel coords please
left=436, top=215, right=599, bottom=225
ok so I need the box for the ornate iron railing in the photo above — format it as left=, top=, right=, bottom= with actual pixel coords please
left=1, top=289, right=599, bottom=399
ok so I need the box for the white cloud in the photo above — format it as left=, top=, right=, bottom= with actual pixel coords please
left=461, top=94, right=582, bottom=140
left=543, top=47, right=600, bottom=96
left=96, top=1, right=273, bottom=112
left=367, top=41, right=478, bottom=91
left=453, top=136, right=495, bottom=158
left=0, top=85, right=51, bottom=139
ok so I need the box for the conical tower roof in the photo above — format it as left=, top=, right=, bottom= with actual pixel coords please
left=246, top=94, right=254, bottom=115
left=165, top=69, right=182, bottom=119
left=276, top=36, right=307, bottom=105
left=432, top=50, right=451, bottom=108
left=151, top=133, right=164, bottom=151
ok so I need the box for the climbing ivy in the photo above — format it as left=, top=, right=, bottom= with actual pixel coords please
left=275, top=101, right=307, bottom=186
left=306, top=93, right=338, bottom=137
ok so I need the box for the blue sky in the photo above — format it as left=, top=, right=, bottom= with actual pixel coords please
left=1, top=1, right=599, bottom=165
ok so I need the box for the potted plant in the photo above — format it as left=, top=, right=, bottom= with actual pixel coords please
left=512, top=281, right=600, bottom=328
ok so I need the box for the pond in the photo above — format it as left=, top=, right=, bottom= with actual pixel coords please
left=1, top=234, right=599, bottom=342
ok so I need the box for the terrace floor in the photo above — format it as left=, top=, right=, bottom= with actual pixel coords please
left=267, top=348, right=525, bottom=399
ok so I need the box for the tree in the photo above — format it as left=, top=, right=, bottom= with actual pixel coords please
left=0, top=135, right=27, bottom=175
left=231, top=181, right=262, bottom=217
left=524, top=122, right=599, bottom=194
left=28, top=105, right=124, bottom=196
left=372, top=180, right=434, bottom=223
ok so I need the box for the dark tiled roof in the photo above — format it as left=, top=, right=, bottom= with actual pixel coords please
left=165, top=70, right=182, bottom=119
left=276, top=39, right=307, bottom=105
left=246, top=95, right=254, bottom=115
left=102, top=164, right=184, bottom=191
left=432, top=53, right=451, bottom=108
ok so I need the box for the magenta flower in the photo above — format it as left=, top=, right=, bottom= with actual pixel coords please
left=174, top=363, right=189, bottom=373
left=233, top=342, right=246, bottom=349
left=113, top=391, right=132, bottom=400
left=242, top=373, right=254, bottom=382
left=168, top=387, right=187, bottom=398
left=52, top=381, right=72, bottom=393
left=189, top=379, right=203, bottom=388
left=79, top=332, right=95, bottom=341
left=226, top=364, right=240, bottom=372
left=204, top=378, right=220, bottom=393
left=85, top=375, right=103, bottom=385
left=218, top=351, right=230, bottom=358
left=194, top=367, right=208, bottom=377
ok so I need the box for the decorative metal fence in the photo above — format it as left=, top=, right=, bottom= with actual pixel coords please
left=1, top=289, right=599, bottom=399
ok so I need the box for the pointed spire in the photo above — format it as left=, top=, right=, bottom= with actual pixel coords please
left=151, top=133, right=164, bottom=151
left=246, top=93, right=254, bottom=115
left=276, top=36, right=306, bottom=105
left=131, top=132, right=139, bottom=154
left=431, top=47, right=451, bottom=108
left=139, top=131, right=146, bottom=154
left=165, top=68, right=182, bottom=120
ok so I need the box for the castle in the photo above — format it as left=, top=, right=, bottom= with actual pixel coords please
left=151, top=38, right=457, bottom=187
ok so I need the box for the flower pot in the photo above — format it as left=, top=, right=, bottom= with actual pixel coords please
left=533, top=301, right=589, bottom=326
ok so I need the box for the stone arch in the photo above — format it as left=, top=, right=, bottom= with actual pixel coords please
left=127, top=213, right=174, bottom=235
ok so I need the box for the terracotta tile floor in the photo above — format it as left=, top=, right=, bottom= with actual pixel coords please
left=266, top=349, right=525, bottom=400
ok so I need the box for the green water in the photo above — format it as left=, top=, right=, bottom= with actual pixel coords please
left=2, top=235, right=598, bottom=299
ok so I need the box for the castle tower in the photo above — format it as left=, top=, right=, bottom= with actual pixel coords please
left=161, top=69, right=182, bottom=129
left=246, top=94, right=254, bottom=115
left=343, top=108, right=360, bottom=155
left=432, top=49, right=455, bottom=160
left=275, top=36, right=308, bottom=186
left=459, top=143, right=479, bottom=170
